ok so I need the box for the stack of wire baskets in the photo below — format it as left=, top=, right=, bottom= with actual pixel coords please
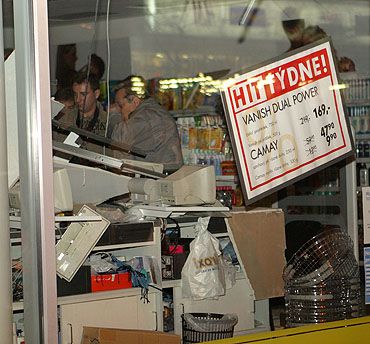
left=283, top=228, right=362, bottom=327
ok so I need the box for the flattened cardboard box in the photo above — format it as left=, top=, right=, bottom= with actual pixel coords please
left=81, top=327, right=180, bottom=344
left=227, top=209, right=286, bottom=300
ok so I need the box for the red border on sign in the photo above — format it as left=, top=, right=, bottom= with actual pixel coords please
left=226, top=47, right=348, bottom=193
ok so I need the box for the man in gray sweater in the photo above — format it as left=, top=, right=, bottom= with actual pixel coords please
left=111, top=76, right=183, bottom=172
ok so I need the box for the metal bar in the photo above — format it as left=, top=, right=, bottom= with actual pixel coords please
left=0, top=0, right=13, bottom=342
left=239, top=0, right=257, bottom=26
left=53, top=141, right=165, bottom=179
left=52, top=119, right=147, bottom=157
left=14, top=0, right=58, bottom=342
left=344, top=156, right=358, bottom=261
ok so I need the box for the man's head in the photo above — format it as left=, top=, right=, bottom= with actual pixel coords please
left=90, top=54, right=105, bottom=80
left=58, top=44, right=77, bottom=70
left=79, top=54, right=106, bottom=80
left=114, top=75, right=148, bottom=121
left=72, top=72, right=100, bottom=118
left=54, top=88, right=75, bottom=119
left=301, top=25, right=327, bottom=46
left=282, top=19, right=305, bottom=50
left=54, top=87, right=75, bottom=116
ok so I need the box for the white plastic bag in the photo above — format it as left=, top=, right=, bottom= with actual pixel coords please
left=181, top=217, right=226, bottom=300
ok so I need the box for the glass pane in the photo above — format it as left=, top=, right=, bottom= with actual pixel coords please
left=46, top=0, right=370, bottom=330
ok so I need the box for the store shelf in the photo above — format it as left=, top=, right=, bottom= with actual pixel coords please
left=216, top=175, right=237, bottom=182
left=216, top=175, right=239, bottom=190
left=10, top=214, right=103, bottom=226
left=13, top=288, right=155, bottom=311
left=345, top=99, right=370, bottom=107
left=91, top=240, right=155, bottom=251
left=58, top=286, right=151, bottom=306
left=347, top=75, right=370, bottom=266
left=170, top=106, right=217, bottom=118
left=278, top=161, right=352, bottom=232
left=13, top=301, right=23, bottom=312
left=162, top=279, right=182, bottom=289
left=293, top=186, right=340, bottom=194
left=280, top=194, right=342, bottom=206
left=55, top=215, right=102, bottom=222
left=356, top=157, right=370, bottom=163
left=357, top=187, right=370, bottom=192
left=283, top=214, right=341, bottom=223
left=355, top=134, right=370, bottom=141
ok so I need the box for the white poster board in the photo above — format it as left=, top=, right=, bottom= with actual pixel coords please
left=365, top=247, right=370, bottom=304
left=363, top=187, right=370, bottom=304
left=221, top=39, right=353, bottom=204
left=362, top=187, right=370, bottom=245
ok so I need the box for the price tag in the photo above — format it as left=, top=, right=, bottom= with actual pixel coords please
left=221, top=38, right=353, bottom=204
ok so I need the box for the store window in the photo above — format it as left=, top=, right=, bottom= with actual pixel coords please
left=46, top=0, right=369, bottom=331
left=5, top=1, right=370, bottom=342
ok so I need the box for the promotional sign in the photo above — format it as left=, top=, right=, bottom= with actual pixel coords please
left=221, top=39, right=353, bottom=203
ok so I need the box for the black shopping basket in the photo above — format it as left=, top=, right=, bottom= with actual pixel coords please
left=181, top=313, right=237, bottom=343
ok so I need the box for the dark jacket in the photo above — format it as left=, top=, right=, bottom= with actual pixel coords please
left=111, top=98, right=183, bottom=171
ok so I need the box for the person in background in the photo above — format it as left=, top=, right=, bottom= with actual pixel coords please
left=105, top=98, right=122, bottom=139
left=301, top=25, right=328, bottom=46
left=281, top=7, right=305, bottom=53
left=338, top=56, right=356, bottom=73
left=72, top=72, right=107, bottom=136
left=282, top=18, right=305, bottom=52
left=79, top=53, right=121, bottom=138
left=79, top=53, right=106, bottom=81
left=55, top=44, right=78, bottom=90
left=54, top=71, right=107, bottom=154
left=111, top=75, right=183, bottom=172
left=90, top=53, right=105, bottom=80
left=300, top=25, right=356, bottom=73
left=52, top=87, right=75, bottom=147
left=53, top=87, right=75, bottom=120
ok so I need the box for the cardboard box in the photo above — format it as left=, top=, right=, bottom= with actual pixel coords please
left=227, top=208, right=286, bottom=300
left=81, top=327, right=181, bottom=344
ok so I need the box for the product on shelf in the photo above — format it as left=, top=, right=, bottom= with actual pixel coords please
left=341, top=73, right=370, bottom=135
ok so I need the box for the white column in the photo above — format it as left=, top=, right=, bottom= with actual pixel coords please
left=14, top=0, right=57, bottom=342
left=0, top=0, right=14, bottom=342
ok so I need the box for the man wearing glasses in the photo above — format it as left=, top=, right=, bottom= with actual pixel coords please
left=111, top=75, right=183, bottom=172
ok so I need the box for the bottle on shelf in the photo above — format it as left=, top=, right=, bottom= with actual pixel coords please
left=357, top=141, right=364, bottom=158
left=364, top=141, right=370, bottom=158
left=359, top=163, right=369, bottom=187
left=216, top=186, right=233, bottom=209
